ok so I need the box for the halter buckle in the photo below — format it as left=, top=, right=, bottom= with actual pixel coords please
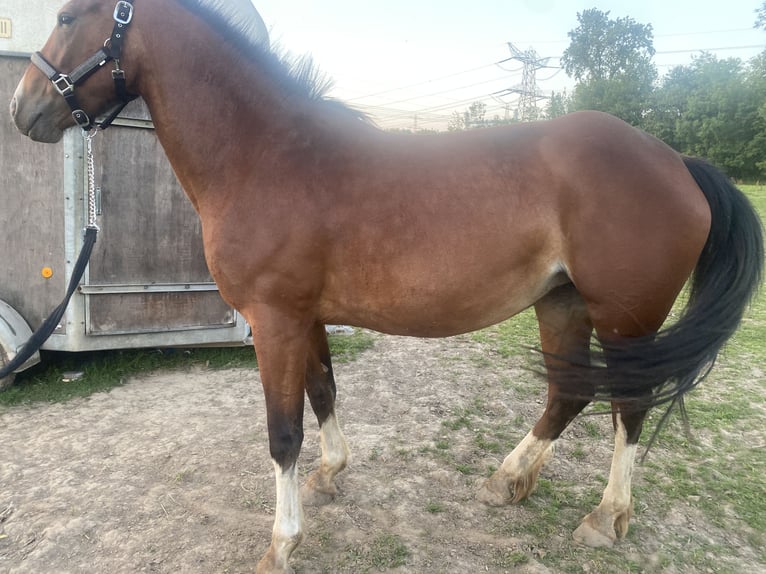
left=113, top=1, right=133, bottom=25
left=52, top=74, right=75, bottom=96
left=72, top=109, right=92, bottom=129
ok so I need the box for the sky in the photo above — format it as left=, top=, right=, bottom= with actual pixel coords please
left=252, top=0, right=766, bottom=130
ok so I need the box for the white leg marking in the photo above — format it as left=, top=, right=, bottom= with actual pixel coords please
left=572, top=414, right=638, bottom=547
left=319, top=413, right=350, bottom=477
left=501, top=430, right=554, bottom=479
left=600, top=415, right=637, bottom=513
left=302, top=413, right=350, bottom=506
left=271, top=461, right=304, bottom=566
left=478, top=430, right=555, bottom=505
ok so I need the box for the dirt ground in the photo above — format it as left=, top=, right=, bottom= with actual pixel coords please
left=0, top=331, right=761, bottom=573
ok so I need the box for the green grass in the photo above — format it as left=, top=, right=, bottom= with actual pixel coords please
left=470, top=306, right=539, bottom=362
left=0, top=347, right=253, bottom=406
left=0, top=329, right=375, bottom=407
left=329, top=329, right=376, bottom=363
left=425, top=501, right=445, bottom=513
left=342, top=533, right=410, bottom=572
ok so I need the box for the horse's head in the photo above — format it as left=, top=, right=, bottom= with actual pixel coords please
left=10, top=0, right=138, bottom=142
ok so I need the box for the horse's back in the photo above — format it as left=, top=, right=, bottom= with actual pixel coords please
left=317, top=112, right=711, bottom=337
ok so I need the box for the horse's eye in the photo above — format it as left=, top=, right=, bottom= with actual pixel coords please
left=58, top=13, right=76, bottom=26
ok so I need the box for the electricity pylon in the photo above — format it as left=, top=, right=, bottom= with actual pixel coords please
left=505, top=42, right=551, bottom=121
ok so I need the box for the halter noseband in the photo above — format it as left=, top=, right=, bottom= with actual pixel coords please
left=31, top=0, right=137, bottom=132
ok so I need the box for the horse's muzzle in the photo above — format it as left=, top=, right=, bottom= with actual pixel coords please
left=10, top=83, right=66, bottom=143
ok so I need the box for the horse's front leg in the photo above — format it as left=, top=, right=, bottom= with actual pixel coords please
left=251, top=309, right=311, bottom=574
left=301, top=323, right=350, bottom=506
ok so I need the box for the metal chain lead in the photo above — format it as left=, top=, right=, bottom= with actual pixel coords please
left=83, top=130, right=100, bottom=231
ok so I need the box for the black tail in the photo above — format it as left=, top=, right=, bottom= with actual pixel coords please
left=583, top=156, right=763, bottom=408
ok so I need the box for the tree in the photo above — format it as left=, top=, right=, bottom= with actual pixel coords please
left=757, top=1, right=766, bottom=29
left=447, top=101, right=517, bottom=131
left=561, top=8, right=655, bottom=82
left=545, top=90, right=569, bottom=118
left=744, top=51, right=766, bottom=178
left=448, top=101, right=487, bottom=131
left=569, top=74, right=655, bottom=126
left=561, top=9, right=657, bottom=125
left=644, top=53, right=766, bottom=180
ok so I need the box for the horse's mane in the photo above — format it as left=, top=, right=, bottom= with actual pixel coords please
left=181, top=0, right=270, bottom=49
left=176, top=0, right=365, bottom=116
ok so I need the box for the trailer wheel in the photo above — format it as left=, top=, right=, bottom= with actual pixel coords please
left=0, top=299, right=40, bottom=390
left=0, top=345, right=15, bottom=391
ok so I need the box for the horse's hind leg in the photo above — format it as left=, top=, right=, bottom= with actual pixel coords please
left=478, top=283, right=594, bottom=505
left=301, top=323, right=350, bottom=506
left=573, top=401, right=647, bottom=547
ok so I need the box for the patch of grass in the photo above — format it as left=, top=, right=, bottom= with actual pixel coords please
left=0, top=330, right=374, bottom=407
left=572, top=550, right=650, bottom=574
left=434, top=404, right=516, bottom=471
left=368, top=446, right=383, bottom=461
left=471, top=309, right=538, bottom=359
left=470, top=307, right=540, bottom=361
left=328, top=329, right=375, bottom=363
left=474, top=432, right=503, bottom=454
left=454, top=463, right=476, bottom=475
left=0, top=347, right=253, bottom=407
left=425, top=501, right=445, bottom=513
left=343, top=533, right=410, bottom=572
left=641, top=448, right=766, bottom=538
left=434, top=439, right=450, bottom=450
left=442, top=410, right=473, bottom=431
left=582, top=419, right=602, bottom=438
left=492, top=549, right=529, bottom=568
left=368, top=534, right=410, bottom=568
left=571, top=442, right=586, bottom=460
left=395, top=447, right=414, bottom=460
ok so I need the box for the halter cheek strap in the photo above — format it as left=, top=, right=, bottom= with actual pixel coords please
left=32, top=0, right=137, bottom=131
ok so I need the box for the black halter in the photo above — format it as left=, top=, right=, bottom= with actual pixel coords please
left=31, top=0, right=137, bottom=132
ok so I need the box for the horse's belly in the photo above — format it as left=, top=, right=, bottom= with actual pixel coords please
left=319, top=258, right=566, bottom=338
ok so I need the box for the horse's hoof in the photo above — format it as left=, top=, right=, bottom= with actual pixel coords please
left=256, top=551, right=295, bottom=574
left=301, top=472, right=338, bottom=506
left=477, top=477, right=512, bottom=507
left=572, top=513, right=617, bottom=548
left=301, top=482, right=336, bottom=506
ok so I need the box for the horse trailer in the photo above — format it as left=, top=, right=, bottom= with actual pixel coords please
left=0, top=0, right=249, bottom=386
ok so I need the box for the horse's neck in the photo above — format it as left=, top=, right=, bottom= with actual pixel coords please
left=133, top=9, right=297, bottom=211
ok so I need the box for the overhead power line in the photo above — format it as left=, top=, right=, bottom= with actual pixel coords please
left=344, top=61, right=502, bottom=103
left=655, top=44, right=765, bottom=55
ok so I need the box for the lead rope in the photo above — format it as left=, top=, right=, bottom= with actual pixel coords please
left=0, top=131, right=101, bottom=383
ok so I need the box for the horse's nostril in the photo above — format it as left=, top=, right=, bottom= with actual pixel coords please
left=9, top=96, right=17, bottom=117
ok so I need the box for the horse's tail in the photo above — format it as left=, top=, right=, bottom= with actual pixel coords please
left=586, top=156, right=763, bottom=409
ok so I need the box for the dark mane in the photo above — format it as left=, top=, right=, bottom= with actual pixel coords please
left=176, top=0, right=365, bottom=114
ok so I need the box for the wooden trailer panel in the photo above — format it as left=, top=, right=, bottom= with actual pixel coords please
left=0, top=56, right=68, bottom=333
left=83, top=103, right=236, bottom=336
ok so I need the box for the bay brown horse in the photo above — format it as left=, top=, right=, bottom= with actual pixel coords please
left=10, top=1, right=763, bottom=571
